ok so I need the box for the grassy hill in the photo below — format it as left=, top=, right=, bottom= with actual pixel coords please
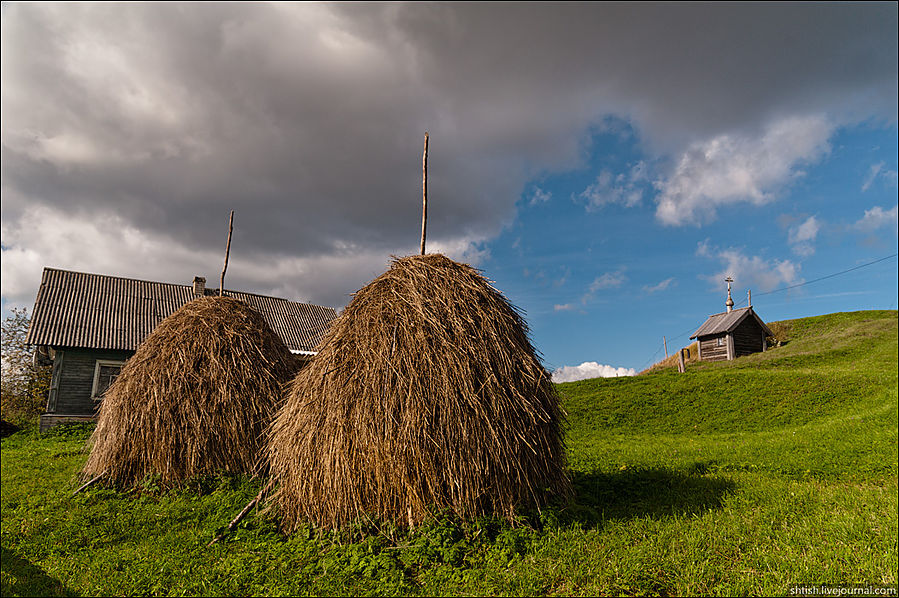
left=563, top=310, right=898, bottom=482
left=2, top=310, right=896, bottom=596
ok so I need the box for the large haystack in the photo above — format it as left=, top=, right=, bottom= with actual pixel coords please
left=82, top=296, right=299, bottom=488
left=268, top=254, right=570, bottom=531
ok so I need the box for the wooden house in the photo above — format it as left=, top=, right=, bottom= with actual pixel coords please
left=25, top=268, right=338, bottom=431
left=689, top=280, right=773, bottom=362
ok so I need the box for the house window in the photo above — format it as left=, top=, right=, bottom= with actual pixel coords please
left=716, top=336, right=725, bottom=347
left=92, top=360, right=125, bottom=400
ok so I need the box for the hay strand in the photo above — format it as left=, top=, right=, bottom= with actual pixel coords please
left=268, top=254, right=570, bottom=531
left=82, top=296, right=299, bottom=488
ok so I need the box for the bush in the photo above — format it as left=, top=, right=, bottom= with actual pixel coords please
left=1, top=308, right=50, bottom=425
left=766, top=320, right=793, bottom=347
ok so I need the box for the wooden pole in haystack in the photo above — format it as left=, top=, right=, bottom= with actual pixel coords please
left=220, top=210, right=234, bottom=296
left=420, top=132, right=429, bottom=255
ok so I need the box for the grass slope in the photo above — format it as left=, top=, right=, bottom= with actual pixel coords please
left=2, top=310, right=897, bottom=596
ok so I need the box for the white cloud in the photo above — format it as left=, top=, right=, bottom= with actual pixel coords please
left=529, top=187, right=552, bottom=205
left=655, top=116, right=833, bottom=226
left=861, top=162, right=898, bottom=192
left=589, top=270, right=627, bottom=292
left=788, top=216, right=820, bottom=244
left=552, top=361, right=636, bottom=383
left=2, top=4, right=896, bottom=313
left=426, top=238, right=491, bottom=266
left=0, top=204, right=487, bottom=311
left=579, top=268, right=628, bottom=304
left=643, top=277, right=675, bottom=293
left=788, top=215, right=821, bottom=257
left=553, top=303, right=577, bottom=312
left=578, top=162, right=647, bottom=211
left=696, top=241, right=802, bottom=293
left=862, top=162, right=884, bottom=192
left=854, top=204, right=899, bottom=236
left=552, top=266, right=571, bottom=288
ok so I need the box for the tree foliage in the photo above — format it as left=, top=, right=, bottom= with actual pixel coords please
left=1, top=307, right=51, bottom=423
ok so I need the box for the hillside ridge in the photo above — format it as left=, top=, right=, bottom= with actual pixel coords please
left=559, top=309, right=897, bottom=442
left=637, top=309, right=896, bottom=375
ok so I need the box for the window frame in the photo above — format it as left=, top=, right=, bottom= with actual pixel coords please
left=91, top=359, right=126, bottom=400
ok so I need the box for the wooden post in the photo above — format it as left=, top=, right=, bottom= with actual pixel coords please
left=220, top=210, right=234, bottom=296
left=73, top=471, right=107, bottom=495
left=677, top=349, right=686, bottom=374
left=208, top=478, right=275, bottom=547
left=663, top=336, right=668, bottom=358
left=726, top=333, right=735, bottom=360
left=420, top=132, right=429, bottom=255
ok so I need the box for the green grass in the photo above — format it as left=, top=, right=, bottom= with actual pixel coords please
left=2, top=310, right=897, bottom=596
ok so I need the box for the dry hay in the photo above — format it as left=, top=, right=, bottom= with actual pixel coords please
left=268, top=253, right=571, bottom=531
left=82, top=296, right=299, bottom=488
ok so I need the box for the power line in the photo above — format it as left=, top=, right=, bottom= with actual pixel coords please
left=743, top=252, right=897, bottom=301
left=637, top=342, right=665, bottom=372
left=642, top=252, right=899, bottom=369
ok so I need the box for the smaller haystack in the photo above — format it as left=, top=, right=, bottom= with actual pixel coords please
left=82, top=296, right=298, bottom=488
left=268, top=254, right=571, bottom=531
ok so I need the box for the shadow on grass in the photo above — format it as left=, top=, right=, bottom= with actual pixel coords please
left=0, top=546, right=78, bottom=597
left=563, top=465, right=735, bottom=528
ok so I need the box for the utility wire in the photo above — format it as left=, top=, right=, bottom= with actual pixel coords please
left=736, top=252, right=898, bottom=305
left=637, top=342, right=666, bottom=372
left=640, top=252, right=899, bottom=370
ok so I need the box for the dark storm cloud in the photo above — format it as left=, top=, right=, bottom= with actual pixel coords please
left=2, top=2, right=896, bottom=306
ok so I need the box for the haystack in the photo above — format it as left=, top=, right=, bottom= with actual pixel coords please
left=82, top=296, right=298, bottom=488
left=268, top=254, right=570, bottom=531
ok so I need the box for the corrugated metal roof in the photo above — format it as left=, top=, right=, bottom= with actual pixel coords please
left=690, top=307, right=773, bottom=339
left=25, top=268, right=337, bottom=352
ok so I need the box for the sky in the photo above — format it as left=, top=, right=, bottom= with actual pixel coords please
left=2, top=3, right=897, bottom=379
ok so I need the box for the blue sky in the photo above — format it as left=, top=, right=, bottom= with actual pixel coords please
left=481, top=121, right=898, bottom=375
left=2, top=3, right=897, bottom=379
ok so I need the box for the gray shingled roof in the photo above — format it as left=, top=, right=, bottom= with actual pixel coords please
left=690, top=307, right=774, bottom=339
left=690, top=306, right=773, bottom=339
left=25, top=268, right=337, bottom=353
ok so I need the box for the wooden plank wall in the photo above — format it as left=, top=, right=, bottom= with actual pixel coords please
left=52, top=348, right=134, bottom=416
left=699, top=335, right=729, bottom=361
left=733, top=318, right=765, bottom=357
left=49, top=348, right=307, bottom=417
